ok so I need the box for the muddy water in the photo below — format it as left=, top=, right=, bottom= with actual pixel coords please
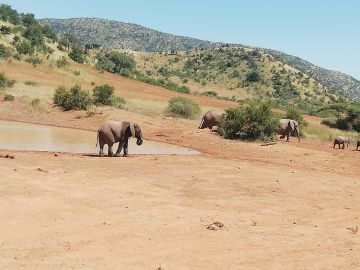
left=0, top=120, right=200, bottom=155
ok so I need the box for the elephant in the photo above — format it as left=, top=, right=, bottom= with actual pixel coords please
left=357, top=140, right=360, bottom=151
left=333, top=136, right=349, bottom=149
left=96, top=120, right=143, bottom=157
left=278, top=119, right=300, bottom=142
left=199, top=110, right=227, bottom=130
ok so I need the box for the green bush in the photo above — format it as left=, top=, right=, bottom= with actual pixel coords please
left=15, top=40, right=34, bottom=55
left=3, top=93, right=14, bottom=101
left=96, top=51, right=135, bottom=74
left=219, top=101, right=278, bottom=141
left=321, top=118, right=337, bottom=128
left=165, top=96, right=201, bottom=119
left=68, top=46, right=86, bottom=63
left=25, top=56, right=42, bottom=67
left=0, top=44, right=12, bottom=58
left=201, top=90, right=218, bottom=97
left=73, top=70, right=80, bottom=76
left=55, top=56, right=69, bottom=68
left=0, top=72, right=16, bottom=89
left=53, top=84, right=91, bottom=111
left=92, top=84, right=114, bottom=105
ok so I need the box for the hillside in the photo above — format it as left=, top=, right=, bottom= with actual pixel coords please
left=263, top=48, right=360, bottom=100
left=39, top=18, right=360, bottom=100
left=39, top=18, right=222, bottom=51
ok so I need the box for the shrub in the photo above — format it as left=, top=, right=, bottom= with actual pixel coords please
left=25, top=80, right=38, bottom=86
left=15, top=40, right=34, bottom=55
left=219, top=101, right=278, bottom=141
left=73, top=70, right=80, bottom=76
left=30, top=98, right=40, bottom=107
left=0, top=44, right=11, bottom=58
left=201, top=90, right=218, bottom=97
left=246, top=70, right=261, bottom=83
left=93, top=84, right=114, bottom=105
left=165, top=96, right=201, bottom=119
left=3, top=93, right=14, bottom=101
left=68, top=46, right=86, bottom=63
left=55, top=56, right=69, bottom=68
left=110, top=96, right=126, bottom=109
left=321, top=118, right=337, bottom=128
left=53, top=84, right=91, bottom=111
left=0, top=72, right=16, bottom=89
left=96, top=51, right=135, bottom=74
left=25, top=56, right=43, bottom=67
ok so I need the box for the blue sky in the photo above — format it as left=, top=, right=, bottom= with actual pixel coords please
left=2, top=0, right=360, bottom=80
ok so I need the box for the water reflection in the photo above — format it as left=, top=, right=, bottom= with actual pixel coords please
left=0, top=120, right=200, bottom=155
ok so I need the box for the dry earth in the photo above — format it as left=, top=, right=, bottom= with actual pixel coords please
left=0, top=61, right=360, bottom=269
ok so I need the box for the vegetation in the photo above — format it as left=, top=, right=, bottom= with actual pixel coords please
left=321, top=102, right=360, bottom=132
left=3, top=93, right=14, bottom=101
left=96, top=51, right=135, bottom=75
left=53, top=84, right=91, bottom=111
left=165, top=97, right=201, bottom=119
left=0, top=72, right=16, bottom=89
left=92, top=84, right=114, bottom=105
left=55, top=56, right=69, bottom=68
left=68, top=45, right=86, bottom=63
left=220, top=101, right=278, bottom=141
left=25, top=80, right=38, bottom=86
left=25, top=55, right=43, bottom=67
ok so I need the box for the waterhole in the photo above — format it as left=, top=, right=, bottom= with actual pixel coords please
left=0, top=120, right=200, bottom=155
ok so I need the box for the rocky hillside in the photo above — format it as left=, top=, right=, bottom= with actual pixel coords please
left=263, top=49, right=360, bottom=100
left=39, top=18, right=360, bottom=100
left=39, top=18, right=222, bottom=51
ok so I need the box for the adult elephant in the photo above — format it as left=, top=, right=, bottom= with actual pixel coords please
left=199, top=110, right=227, bottom=129
left=96, top=120, right=143, bottom=157
left=278, top=119, right=300, bottom=142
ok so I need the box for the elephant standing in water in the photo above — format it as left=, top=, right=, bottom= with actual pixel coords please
left=278, top=119, right=300, bottom=142
left=199, top=110, right=227, bottom=130
left=96, top=120, right=143, bottom=157
left=333, top=136, right=349, bottom=149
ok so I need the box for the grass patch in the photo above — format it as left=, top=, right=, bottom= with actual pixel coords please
left=25, top=80, right=38, bottom=86
left=3, top=93, right=14, bottom=101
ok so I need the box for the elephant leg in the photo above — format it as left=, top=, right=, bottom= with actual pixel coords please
left=286, top=132, right=290, bottom=142
left=333, top=143, right=335, bottom=148
left=99, top=139, right=105, bottom=157
left=123, top=138, right=129, bottom=157
left=115, top=141, right=125, bottom=157
left=108, top=143, right=114, bottom=157
left=342, top=143, right=345, bottom=149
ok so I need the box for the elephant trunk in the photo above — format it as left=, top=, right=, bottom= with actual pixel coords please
left=136, top=137, right=143, bottom=146
left=296, top=128, right=300, bottom=142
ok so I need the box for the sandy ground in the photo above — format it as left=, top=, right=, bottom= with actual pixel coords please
left=0, top=101, right=360, bottom=270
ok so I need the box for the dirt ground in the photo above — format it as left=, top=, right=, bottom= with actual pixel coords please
left=0, top=100, right=359, bottom=270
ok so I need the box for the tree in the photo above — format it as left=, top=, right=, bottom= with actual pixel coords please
left=15, top=40, right=34, bottom=55
left=21, top=13, right=37, bottom=27
left=41, top=25, right=57, bottom=41
left=93, top=84, right=115, bottom=105
left=96, top=51, right=135, bottom=75
left=59, top=32, right=79, bottom=52
left=23, top=24, right=44, bottom=46
left=68, top=45, right=86, bottom=63
left=0, top=4, right=21, bottom=24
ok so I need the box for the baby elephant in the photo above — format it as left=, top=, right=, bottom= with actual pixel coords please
left=333, top=136, right=349, bottom=149
left=97, top=120, right=143, bottom=157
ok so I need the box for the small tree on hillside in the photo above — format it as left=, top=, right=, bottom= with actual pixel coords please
left=93, top=84, right=114, bottom=105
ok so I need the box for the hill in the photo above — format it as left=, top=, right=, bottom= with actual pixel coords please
left=39, top=18, right=360, bottom=100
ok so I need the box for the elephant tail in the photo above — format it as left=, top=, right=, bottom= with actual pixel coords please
left=96, top=130, right=99, bottom=147
left=198, top=117, right=205, bottom=129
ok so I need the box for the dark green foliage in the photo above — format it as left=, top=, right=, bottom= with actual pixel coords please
left=25, top=56, right=42, bottom=67
left=96, top=51, right=135, bottom=75
left=58, top=32, right=80, bottom=52
left=68, top=46, right=86, bottom=63
left=53, top=85, right=91, bottom=111
left=0, top=72, right=16, bottom=89
left=93, top=84, right=114, bottom=105
left=55, top=56, right=69, bottom=68
left=15, top=40, right=34, bottom=55
left=3, top=93, right=14, bottom=101
left=0, top=4, right=21, bottom=24
left=219, top=101, right=278, bottom=141
left=41, top=25, right=57, bottom=41
left=320, top=101, right=360, bottom=132
left=165, top=97, right=201, bottom=119
left=23, top=24, right=44, bottom=45
left=245, top=70, right=261, bottom=83
left=0, top=25, right=11, bottom=34
left=21, top=13, right=37, bottom=27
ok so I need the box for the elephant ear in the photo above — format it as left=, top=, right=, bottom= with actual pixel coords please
left=289, top=120, right=295, bottom=130
left=129, top=122, right=135, bottom=137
